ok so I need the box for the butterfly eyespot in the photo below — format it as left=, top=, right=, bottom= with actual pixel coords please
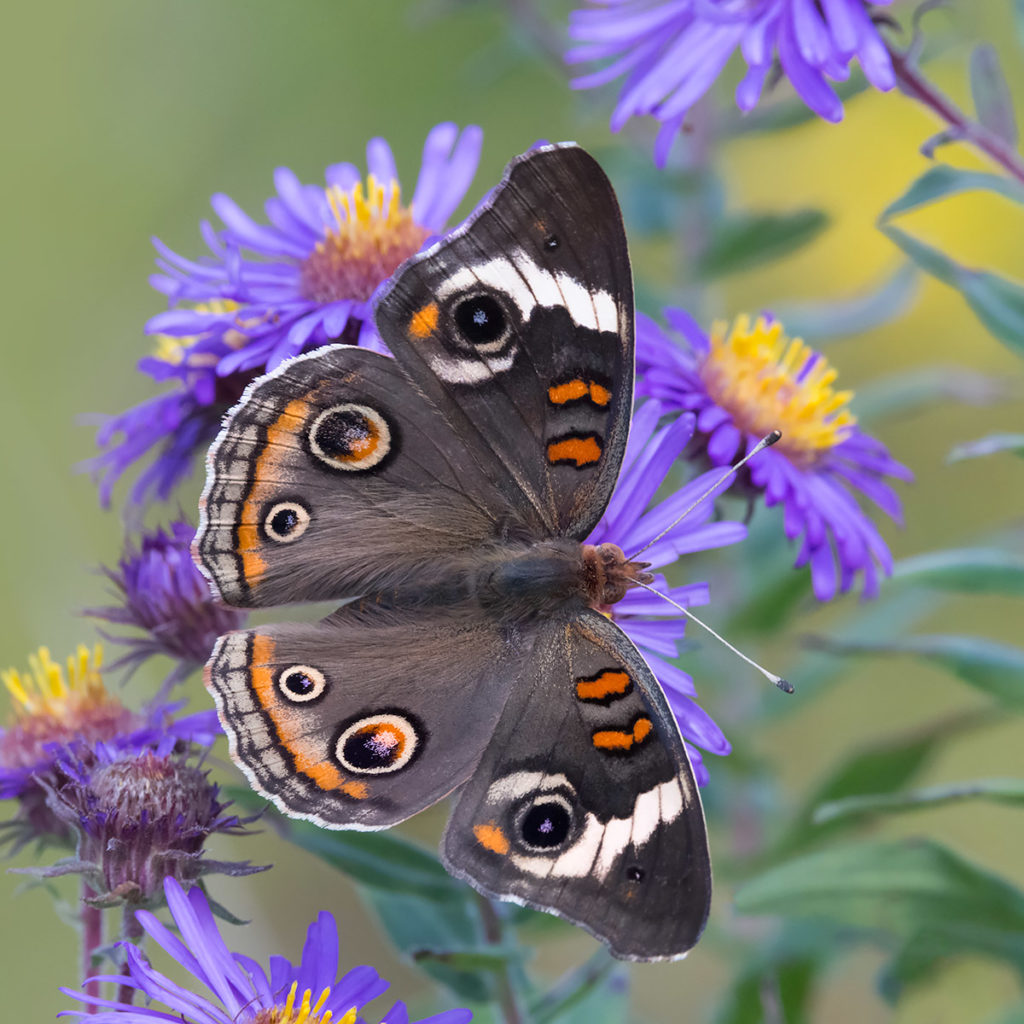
left=543, top=234, right=559, bottom=251
left=453, top=294, right=508, bottom=348
left=308, top=403, right=391, bottom=472
left=335, top=712, right=421, bottom=775
left=277, top=665, right=327, bottom=704
left=514, top=793, right=575, bottom=852
left=263, top=500, right=311, bottom=544
left=626, top=865, right=645, bottom=883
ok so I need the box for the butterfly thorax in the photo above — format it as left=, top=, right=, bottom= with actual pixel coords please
left=353, top=540, right=651, bottom=620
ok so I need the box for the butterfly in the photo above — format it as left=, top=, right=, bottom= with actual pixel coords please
left=194, top=143, right=711, bottom=961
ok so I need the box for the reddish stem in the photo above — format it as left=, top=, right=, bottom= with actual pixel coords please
left=81, top=883, right=104, bottom=1014
left=888, top=45, right=1024, bottom=185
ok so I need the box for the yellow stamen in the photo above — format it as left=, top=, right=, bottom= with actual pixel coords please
left=301, top=177, right=430, bottom=305
left=153, top=299, right=246, bottom=366
left=2, top=644, right=106, bottom=719
left=699, top=314, right=856, bottom=467
left=263, top=984, right=340, bottom=1024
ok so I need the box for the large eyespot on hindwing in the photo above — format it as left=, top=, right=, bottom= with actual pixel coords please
left=513, top=791, right=577, bottom=853
left=307, top=403, right=392, bottom=472
left=277, top=664, right=328, bottom=704
left=333, top=711, right=423, bottom=775
left=261, top=499, right=312, bottom=544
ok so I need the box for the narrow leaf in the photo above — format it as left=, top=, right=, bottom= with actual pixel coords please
left=814, top=777, right=1024, bottom=824
left=764, top=711, right=986, bottom=859
left=880, top=164, right=1024, bottom=221
left=879, top=224, right=1024, bottom=356
left=891, top=547, right=1024, bottom=595
left=736, top=839, right=1024, bottom=970
left=772, top=264, right=918, bottom=343
left=227, top=788, right=461, bottom=901
left=949, top=433, right=1024, bottom=462
left=806, top=634, right=1024, bottom=707
left=697, top=209, right=828, bottom=279
left=970, top=44, right=1018, bottom=146
left=854, top=365, right=1009, bottom=422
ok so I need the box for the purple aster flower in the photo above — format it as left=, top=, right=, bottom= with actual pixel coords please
left=33, top=739, right=262, bottom=908
left=588, top=400, right=747, bottom=783
left=1, top=644, right=219, bottom=848
left=87, top=520, right=246, bottom=682
left=88, top=123, right=483, bottom=506
left=566, top=0, right=897, bottom=165
left=64, top=876, right=472, bottom=1024
left=637, top=309, right=912, bottom=601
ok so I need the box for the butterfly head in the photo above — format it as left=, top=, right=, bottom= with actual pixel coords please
left=581, top=542, right=653, bottom=609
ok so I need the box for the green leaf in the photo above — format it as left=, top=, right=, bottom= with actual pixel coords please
left=772, top=264, right=919, bottom=344
left=891, top=547, right=1024, bottom=595
left=227, top=788, right=462, bottom=901
left=528, top=951, right=622, bottom=1024
left=814, top=777, right=1024, bottom=825
left=971, top=44, right=1018, bottom=146
left=806, top=633, right=1024, bottom=707
left=880, top=164, right=1024, bottom=221
left=697, top=209, right=828, bottom=279
left=949, top=433, right=1024, bottom=462
left=853, top=366, right=1008, bottom=423
left=764, top=711, right=984, bottom=860
left=368, top=888, right=495, bottom=1002
left=735, top=839, right=1024, bottom=985
left=880, top=224, right=1024, bottom=357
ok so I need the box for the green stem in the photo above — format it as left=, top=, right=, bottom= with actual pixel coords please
left=476, top=895, right=523, bottom=1024
left=888, top=45, right=1024, bottom=185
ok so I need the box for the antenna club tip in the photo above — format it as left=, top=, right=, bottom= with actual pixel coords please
left=766, top=429, right=782, bottom=446
left=775, top=677, right=794, bottom=694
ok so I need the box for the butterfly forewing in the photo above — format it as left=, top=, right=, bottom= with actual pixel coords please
left=375, top=144, right=635, bottom=539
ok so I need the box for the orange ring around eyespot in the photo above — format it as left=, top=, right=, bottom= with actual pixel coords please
left=308, top=403, right=391, bottom=471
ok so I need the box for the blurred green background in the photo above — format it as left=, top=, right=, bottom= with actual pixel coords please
left=3, top=1, right=1024, bottom=1021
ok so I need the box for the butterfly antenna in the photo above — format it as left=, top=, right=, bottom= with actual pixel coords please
left=633, top=579, right=793, bottom=693
left=627, top=429, right=782, bottom=562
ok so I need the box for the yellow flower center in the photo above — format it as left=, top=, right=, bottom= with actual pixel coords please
left=0, top=645, right=138, bottom=770
left=300, top=176, right=430, bottom=305
left=153, top=299, right=246, bottom=366
left=253, top=983, right=356, bottom=1024
left=698, top=314, right=856, bottom=467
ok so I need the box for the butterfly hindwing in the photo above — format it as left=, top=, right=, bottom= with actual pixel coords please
left=441, top=608, right=710, bottom=961
left=375, top=144, right=635, bottom=540
left=206, top=603, right=524, bottom=829
left=195, top=344, right=541, bottom=608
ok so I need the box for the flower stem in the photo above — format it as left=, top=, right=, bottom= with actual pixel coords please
left=81, top=883, right=103, bottom=1014
left=888, top=45, right=1024, bottom=185
left=476, top=894, right=523, bottom=1024
left=116, top=904, right=144, bottom=1007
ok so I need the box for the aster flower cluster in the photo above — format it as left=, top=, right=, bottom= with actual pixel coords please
left=637, top=309, right=911, bottom=600
left=567, top=0, right=896, bottom=164
left=89, top=123, right=483, bottom=506
left=88, top=520, right=246, bottom=681
left=66, top=878, right=472, bottom=1024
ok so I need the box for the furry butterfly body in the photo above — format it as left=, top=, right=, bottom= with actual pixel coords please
left=195, top=144, right=712, bottom=960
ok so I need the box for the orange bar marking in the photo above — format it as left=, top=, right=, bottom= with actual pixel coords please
left=239, top=397, right=309, bottom=586
left=592, top=717, right=653, bottom=752
left=547, top=435, right=602, bottom=467
left=409, top=302, right=439, bottom=338
left=589, top=382, right=612, bottom=406
left=251, top=632, right=358, bottom=796
left=576, top=670, right=631, bottom=701
left=548, top=379, right=588, bottom=404
left=473, top=821, right=510, bottom=855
